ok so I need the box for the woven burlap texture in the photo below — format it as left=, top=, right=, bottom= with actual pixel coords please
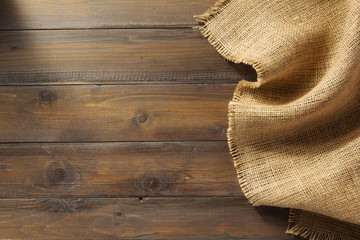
left=196, top=0, right=360, bottom=239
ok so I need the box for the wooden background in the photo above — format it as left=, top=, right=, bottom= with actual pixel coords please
left=0, top=0, right=302, bottom=239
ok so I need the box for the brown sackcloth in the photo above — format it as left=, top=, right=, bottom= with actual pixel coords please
left=196, top=0, right=360, bottom=239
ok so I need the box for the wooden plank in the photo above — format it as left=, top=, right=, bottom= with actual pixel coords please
left=0, top=0, right=214, bottom=29
left=0, top=84, right=234, bottom=142
left=0, top=197, right=292, bottom=239
left=0, top=29, right=256, bottom=85
left=0, top=141, right=242, bottom=197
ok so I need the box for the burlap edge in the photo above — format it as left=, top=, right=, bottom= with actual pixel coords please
left=227, top=99, right=260, bottom=206
left=286, top=209, right=347, bottom=240
left=194, top=0, right=267, bottom=207
left=194, top=0, right=264, bottom=88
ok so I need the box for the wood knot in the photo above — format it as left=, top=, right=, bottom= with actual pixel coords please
left=39, top=90, right=57, bottom=104
left=52, top=168, right=66, bottom=182
left=137, top=113, right=148, bottom=123
left=133, top=170, right=191, bottom=195
left=145, top=176, right=160, bottom=189
left=44, top=161, right=81, bottom=187
left=131, top=111, right=151, bottom=128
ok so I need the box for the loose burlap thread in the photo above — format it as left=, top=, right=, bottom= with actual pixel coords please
left=196, top=0, right=360, bottom=239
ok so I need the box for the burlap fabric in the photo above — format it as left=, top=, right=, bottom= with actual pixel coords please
left=196, top=0, right=360, bottom=239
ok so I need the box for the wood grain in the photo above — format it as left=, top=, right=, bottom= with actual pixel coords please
left=0, top=0, right=214, bottom=29
left=0, top=29, right=256, bottom=85
left=0, top=84, right=235, bottom=142
left=0, top=141, right=242, bottom=197
left=0, top=197, right=292, bottom=239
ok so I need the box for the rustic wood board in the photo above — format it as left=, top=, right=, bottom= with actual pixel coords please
left=0, top=197, right=292, bottom=239
left=0, top=141, right=242, bottom=197
left=0, top=29, right=256, bottom=85
left=0, top=0, right=214, bottom=29
left=0, top=84, right=235, bottom=142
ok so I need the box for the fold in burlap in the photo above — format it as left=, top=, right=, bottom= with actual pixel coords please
left=196, top=0, right=360, bottom=239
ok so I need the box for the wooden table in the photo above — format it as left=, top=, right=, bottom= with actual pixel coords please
left=0, top=1, right=299, bottom=239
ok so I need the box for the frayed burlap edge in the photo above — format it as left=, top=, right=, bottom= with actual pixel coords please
left=194, top=0, right=264, bottom=88
left=286, top=210, right=342, bottom=240
left=287, top=209, right=360, bottom=240
left=194, top=0, right=264, bottom=204
left=193, top=0, right=265, bottom=205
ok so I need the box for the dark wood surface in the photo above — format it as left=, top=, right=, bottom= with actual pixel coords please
left=0, top=198, right=291, bottom=239
left=0, top=141, right=242, bottom=197
left=0, top=84, right=233, bottom=142
left=0, top=0, right=215, bottom=29
left=0, top=30, right=256, bottom=85
left=0, top=1, right=297, bottom=239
